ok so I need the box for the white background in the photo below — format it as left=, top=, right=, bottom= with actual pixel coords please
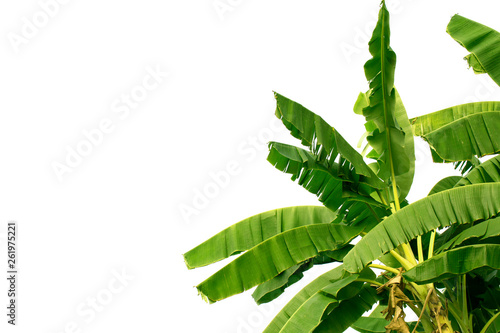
left=1, top=0, right=500, bottom=332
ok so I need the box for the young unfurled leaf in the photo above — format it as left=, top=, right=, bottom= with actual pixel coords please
left=359, top=3, right=410, bottom=183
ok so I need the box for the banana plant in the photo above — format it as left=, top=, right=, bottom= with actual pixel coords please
left=184, top=2, right=500, bottom=332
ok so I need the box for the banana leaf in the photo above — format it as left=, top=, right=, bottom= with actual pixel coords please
left=355, top=89, right=415, bottom=201
left=428, top=176, right=462, bottom=195
left=263, top=265, right=349, bottom=333
left=351, top=318, right=424, bottom=333
left=196, top=223, right=363, bottom=302
left=343, top=183, right=500, bottom=273
left=447, top=15, right=500, bottom=86
left=351, top=317, right=387, bottom=333
left=279, top=271, right=373, bottom=332
left=184, top=206, right=336, bottom=269
left=273, top=92, right=384, bottom=189
left=454, top=157, right=481, bottom=175
left=410, top=102, right=500, bottom=162
left=435, top=217, right=500, bottom=253
left=403, top=244, right=500, bottom=284
left=268, top=142, right=381, bottom=209
left=313, top=285, right=380, bottom=333
left=333, top=200, right=389, bottom=228
left=359, top=3, right=410, bottom=183
left=456, top=155, right=500, bottom=186
left=253, top=262, right=313, bottom=305
left=252, top=245, right=353, bottom=305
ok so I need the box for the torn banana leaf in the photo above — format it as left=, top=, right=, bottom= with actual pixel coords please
left=410, top=101, right=500, bottom=162
left=456, top=155, right=500, bottom=186
left=196, top=223, right=363, bottom=302
left=183, top=206, right=336, bottom=269
left=404, top=244, right=500, bottom=284
left=447, top=14, right=500, bottom=86
left=268, top=142, right=384, bottom=211
left=435, top=216, right=500, bottom=253
left=333, top=200, right=389, bottom=228
left=252, top=245, right=353, bottom=305
left=273, top=92, right=384, bottom=189
left=343, top=183, right=500, bottom=273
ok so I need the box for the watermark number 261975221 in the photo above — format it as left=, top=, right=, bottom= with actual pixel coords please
left=6, top=221, right=17, bottom=325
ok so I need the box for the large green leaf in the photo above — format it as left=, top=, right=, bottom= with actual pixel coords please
left=403, top=244, right=500, bottom=284
left=183, top=206, right=336, bottom=269
left=196, top=224, right=363, bottom=302
left=273, top=92, right=384, bottom=189
left=355, top=89, right=415, bottom=201
left=410, top=102, right=500, bottom=162
left=263, top=265, right=349, bottom=333
left=351, top=317, right=424, bottom=333
left=351, top=317, right=388, bottom=333
left=313, top=285, right=380, bottom=333
left=359, top=3, right=409, bottom=183
left=253, top=262, right=313, bottom=305
left=456, top=155, right=500, bottom=186
left=280, top=271, right=373, bottom=332
left=252, top=246, right=353, bottom=305
left=343, top=183, right=500, bottom=273
left=332, top=199, right=389, bottom=229
left=447, top=14, right=500, bottom=86
left=435, top=217, right=500, bottom=253
left=268, top=142, right=385, bottom=213
left=428, top=176, right=462, bottom=195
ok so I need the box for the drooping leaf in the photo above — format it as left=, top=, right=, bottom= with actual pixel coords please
left=312, top=285, right=380, bottom=333
left=267, top=142, right=382, bottom=212
left=359, top=3, right=410, bottom=183
left=410, top=102, right=500, bottom=162
left=456, top=155, right=500, bottom=186
left=252, top=247, right=352, bottom=305
left=333, top=200, right=389, bottom=228
left=428, top=176, right=462, bottom=195
left=279, top=271, right=374, bottom=332
left=183, top=206, right=336, bottom=269
left=322, top=245, right=354, bottom=261
left=432, top=223, right=474, bottom=255
left=447, top=14, right=500, bottom=86
left=273, top=92, right=384, bottom=189
left=435, top=217, right=500, bottom=253
left=263, top=265, right=349, bottom=333
left=343, top=183, right=500, bottom=273
left=196, top=224, right=363, bottom=302
left=403, top=244, right=500, bottom=284
left=253, top=262, right=313, bottom=305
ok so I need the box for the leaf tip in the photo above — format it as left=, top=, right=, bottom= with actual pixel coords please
left=183, top=253, right=195, bottom=270
left=196, top=286, right=216, bottom=304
